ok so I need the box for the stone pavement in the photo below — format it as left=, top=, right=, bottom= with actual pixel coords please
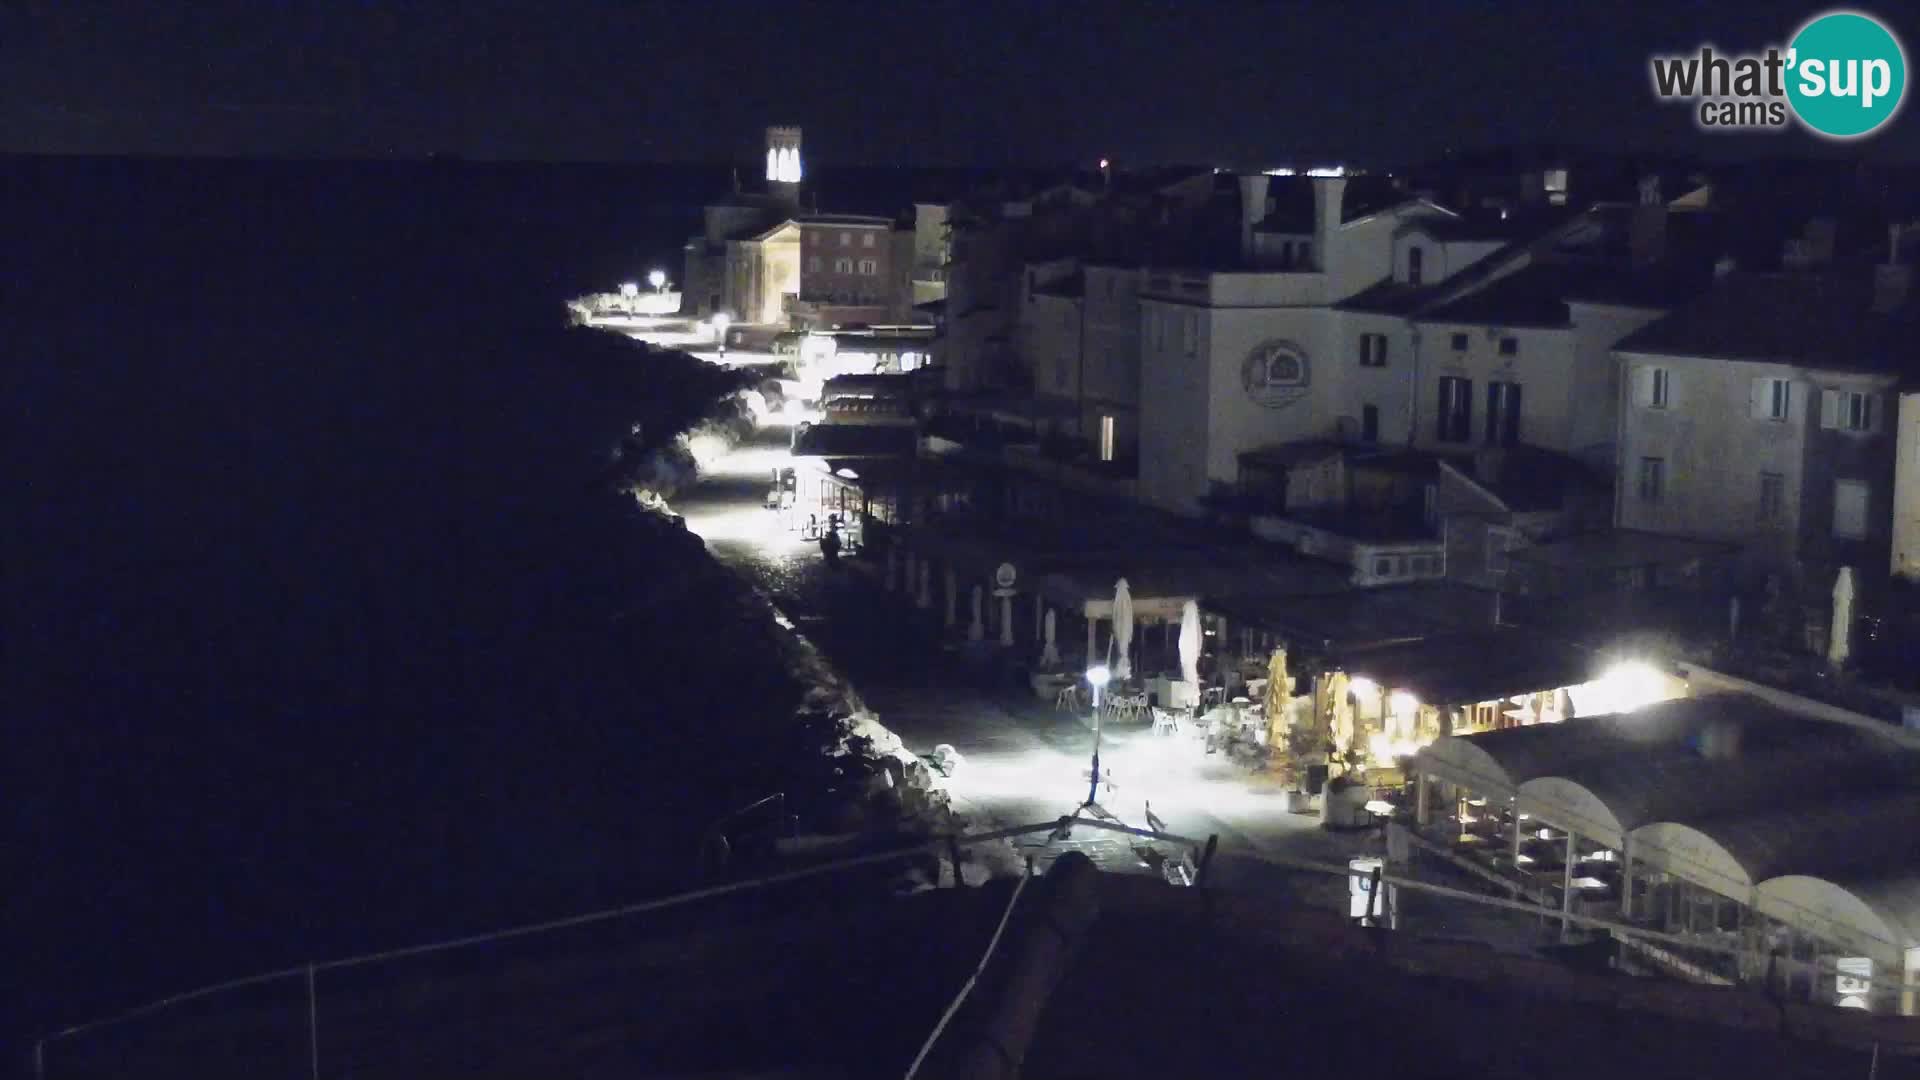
left=673, top=424, right=1370, bottom=906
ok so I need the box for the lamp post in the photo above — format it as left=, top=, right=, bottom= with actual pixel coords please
left=1085, top=664, right=1111, bottom=807
left=712, top=311, right=731, bottom=356
left=648, top=268, right=667, bottom=293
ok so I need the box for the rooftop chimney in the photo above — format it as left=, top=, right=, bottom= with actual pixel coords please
left=1238, top=174, right=1270, bottom=265
left=1311, top=176, right=1347, bottom=275
left=1629, top=175, right=1667, bottom=268
left=1874, top=223, right=1912, bottom=313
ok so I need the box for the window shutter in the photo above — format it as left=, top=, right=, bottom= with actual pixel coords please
left=1867, top=393, right=1881, bottom=433
left=1821, top=388, right=1841, bottom=429
left=1750, top=377, right=1768, bottom=419
left=1635, top=366, right=1652, bottom=407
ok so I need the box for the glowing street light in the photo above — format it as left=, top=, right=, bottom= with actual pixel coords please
left=648, top=269, right=667, bottom=292
left=1085, top=664, right=1111, bottom=807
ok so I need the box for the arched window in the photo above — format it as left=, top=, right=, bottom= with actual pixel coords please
left=1407, top=246, right=1425, bottom=285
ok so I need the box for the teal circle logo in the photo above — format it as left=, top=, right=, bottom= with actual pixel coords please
left=1787, top=11, right=1907, bottom=138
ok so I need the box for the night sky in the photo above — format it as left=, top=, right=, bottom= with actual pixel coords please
left=3, top=0, right=1915, bottom=167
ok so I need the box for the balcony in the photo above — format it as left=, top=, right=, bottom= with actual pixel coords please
left=1139, top=267, right=1327, bottom=308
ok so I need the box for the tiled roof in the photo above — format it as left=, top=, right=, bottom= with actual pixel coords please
left=1450, top=445, right=1611, bottom=513
left=1420, top=258, right=1717, bottom=328
left=1613, top=269, right=1920, bottom=374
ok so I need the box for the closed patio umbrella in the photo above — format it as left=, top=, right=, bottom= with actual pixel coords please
left=1830, top=565, right=1857, bottom=668
left=1041, top=609, right=1061, bottom=668
left=1178, top=600, right=1202, bottom=693
left=1111, top=578, right=1134, bottom=682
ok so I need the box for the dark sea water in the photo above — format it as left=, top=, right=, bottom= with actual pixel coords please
left=0, top=155, right=960, bottom=1064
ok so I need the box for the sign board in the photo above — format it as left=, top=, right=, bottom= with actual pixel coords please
left=994, top=562, right=1017, bottom=589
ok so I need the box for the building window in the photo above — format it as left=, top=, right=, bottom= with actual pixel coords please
left=1498, top=337, right=1518, bottom=357
left=1437, top=375, right=1473, bottom=442
left=1359, top=333, right=1389, bottom=368
left=840, top=232, right=852, bottom=246
left=1183, top=311, right=1198, bottom=359
left=1099, top=415, right=1116, bottom=462
left=862, top=233, right=875, bottom=248
left=834, top=257, right=853, bottom=274
left=1450, top=332, right=1469, bottom=352
left=1374, top=556, right=1396, bottom=578
left=1821, top=389, right=1877, bottom=432
left=1645, top=367, right=1670, bottom=408
left=1408, top=246, right=1424, bottom=285
left=1298, top=241, right=1312, bottom=265
left=1759, top=471, right=1785, bottom=521
left=807, top=255, right=823, bottom=273
left=1752, top=377, right=1791, bottom=421
left=1834, top=479, right=1869, bottom=539
left=1637, top=456, right=1665, bottom=502
left=1486, top=381, right=1522, bottom=447
left=1361, top=404, right=1380, bottom=442
left=1487, top=526, right=1517, bottom=573
left=858, top=259, right=877, bottom=275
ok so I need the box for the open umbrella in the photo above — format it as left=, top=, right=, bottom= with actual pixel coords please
left=1178, top=600, right=1202, bottom=695
left=1111, top=578, right=1134, bottom=681
left=1041, top=609, right=1061, bottom=668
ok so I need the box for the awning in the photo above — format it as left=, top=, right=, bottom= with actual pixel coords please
left=1337, top=629, right=1606, bottom=706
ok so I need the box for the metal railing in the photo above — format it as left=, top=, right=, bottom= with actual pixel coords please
left=32, top=811, right=1920, bottom=1077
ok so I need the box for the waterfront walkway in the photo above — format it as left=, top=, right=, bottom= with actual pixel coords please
left=675, top=424, right=1365, bottom=900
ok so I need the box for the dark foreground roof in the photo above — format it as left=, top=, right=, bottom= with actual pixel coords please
left=1336, top=628, right=1606, bottom=704
left=59, top=856, right=1920, bottom=1079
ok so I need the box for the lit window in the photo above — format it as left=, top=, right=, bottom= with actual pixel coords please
left=840, top=232, right=852, bottom=246
left=835, top=258, right=853, bottom=274
left=858, top=259, right=877, bottom=275
left=1099, top=415, right=1116, bottom=462
left=807, top=256, right=823, bottom=273
left=862, top=233, right=875, bottom=248
left=1638, top=457, right=1665, bottom=502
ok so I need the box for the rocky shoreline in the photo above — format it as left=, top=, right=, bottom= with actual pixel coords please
left=610, top=362, right=978, bottom=887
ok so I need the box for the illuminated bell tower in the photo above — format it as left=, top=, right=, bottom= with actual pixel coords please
left=766, top=125, right=802, bottom=208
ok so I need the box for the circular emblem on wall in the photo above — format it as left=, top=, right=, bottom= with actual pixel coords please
left=1241, top=340, right=1311, bottom=409
left=995, top=562, right=1017, bottom=589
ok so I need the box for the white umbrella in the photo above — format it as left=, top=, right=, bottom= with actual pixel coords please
left=1830, top=566, right=1857, bottom=668
left=1178, top=600, right=1202, bottom=689
left=969, top=585, right=985, bottom=642
left=1111, top=578, right=1134, bottom=681
left=1041, top=609, right=1061, bottom=668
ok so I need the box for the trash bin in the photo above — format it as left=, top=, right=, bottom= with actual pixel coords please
left=1305, top=764, right=1329, bottom=795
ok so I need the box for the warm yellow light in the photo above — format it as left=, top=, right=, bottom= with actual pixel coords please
left=1389, top=690, right=1419, bottom=715
left=1591, top=661, right=1665, bottom=714
left=1347, top=676, right=1379, bottom=700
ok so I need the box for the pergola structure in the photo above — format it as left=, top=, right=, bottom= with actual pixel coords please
left=1413, top=693, right=1920, bottom=1013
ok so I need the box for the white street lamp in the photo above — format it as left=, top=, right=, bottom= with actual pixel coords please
left=1085, top=664, right=1111, bottom=807
left=648, top=269, right=667, bottom=293
left=712, top=311, right=731, bottom=356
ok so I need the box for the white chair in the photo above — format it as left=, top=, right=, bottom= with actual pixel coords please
left=1054, top=684, right=1081, bottom=712
left=1151, top=708, right=1180, bottom=737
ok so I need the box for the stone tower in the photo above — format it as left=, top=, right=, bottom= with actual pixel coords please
left=766, top=126, right=803, bottom=208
